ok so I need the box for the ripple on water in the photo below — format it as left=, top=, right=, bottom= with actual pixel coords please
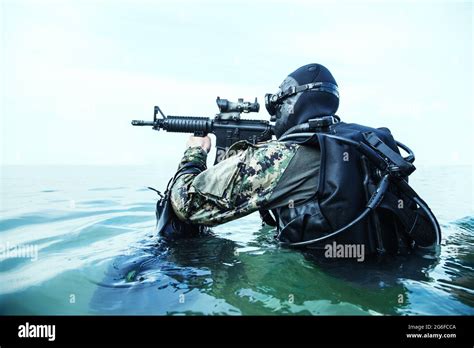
left=88, top=187, right=127, bottom=192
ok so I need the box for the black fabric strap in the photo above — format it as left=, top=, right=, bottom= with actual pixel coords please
left=276, top=82, right=339, bottom=102
left=363, top=132, right=415, bottom=176
left=259, top=209, right=277, bottom=227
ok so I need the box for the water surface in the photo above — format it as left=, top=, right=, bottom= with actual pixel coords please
left=0, top=165, right=473, bottom=315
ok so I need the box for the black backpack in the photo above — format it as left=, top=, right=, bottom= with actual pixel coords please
left=264, top=120, right=441, bottom=254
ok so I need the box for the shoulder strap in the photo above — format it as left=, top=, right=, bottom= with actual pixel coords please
left=363, top=132, right=415, bottom=176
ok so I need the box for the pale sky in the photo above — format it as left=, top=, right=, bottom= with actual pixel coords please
left=1, top=0, right=472, bottom=166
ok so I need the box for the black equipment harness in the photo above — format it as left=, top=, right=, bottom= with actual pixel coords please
left=260, top=116, right=441, bottom=253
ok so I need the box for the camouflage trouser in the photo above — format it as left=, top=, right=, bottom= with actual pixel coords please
left=170, top=140, right=299, bottom=226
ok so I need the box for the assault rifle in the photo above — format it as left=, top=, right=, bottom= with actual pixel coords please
left=132, top=97, right=273, bottom=164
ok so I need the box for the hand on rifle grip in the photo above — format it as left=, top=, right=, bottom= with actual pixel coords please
left=186, top=135, right=212, bottom=154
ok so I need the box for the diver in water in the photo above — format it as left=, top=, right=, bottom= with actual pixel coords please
left=162, top=63, right=441, bottom=256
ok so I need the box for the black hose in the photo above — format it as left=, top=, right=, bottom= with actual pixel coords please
left=413, top=197, right=441, bottom=247
left=396, top=140, right=415, bottom=163
left=281, top=208, right=372, bottom=247
left=283, top=175, right=390, bottom=247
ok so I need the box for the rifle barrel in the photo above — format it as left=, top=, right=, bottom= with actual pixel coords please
left=131, top=120, right=155, bottom=126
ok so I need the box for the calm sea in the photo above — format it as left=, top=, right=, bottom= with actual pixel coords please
left=0, top=164, right=472, bottom=315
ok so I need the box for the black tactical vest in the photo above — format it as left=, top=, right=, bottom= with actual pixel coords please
left=268, top=121, right=441, bottom=255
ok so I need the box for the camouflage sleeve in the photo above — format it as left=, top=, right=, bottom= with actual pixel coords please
left=170, top=141, right=299, bottom=226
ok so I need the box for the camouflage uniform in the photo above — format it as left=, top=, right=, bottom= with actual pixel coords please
left=170, top=140, right=300, bottom=226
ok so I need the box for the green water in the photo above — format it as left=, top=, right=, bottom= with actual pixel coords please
left=0, top=165, right=473, bottom=315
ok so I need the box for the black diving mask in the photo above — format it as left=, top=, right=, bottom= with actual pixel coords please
left=265, top=82, right=340, bottom=121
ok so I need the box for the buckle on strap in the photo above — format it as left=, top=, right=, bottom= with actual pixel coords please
left=279, top=86, right=296, bottom=99
left=363, top=132, right=415, bottom=177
